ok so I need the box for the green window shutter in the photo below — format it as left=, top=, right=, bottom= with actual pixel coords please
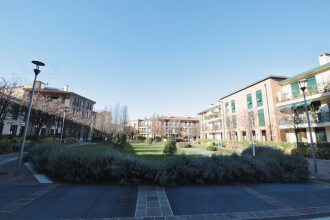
left=232, top=115, right=237, bottom=128
left=307, top=76, right=318, bottom=92
left=291, top=82, right=300, bottom=98
left=231, top=100, right=236, bottom=113
left=247, top=94, right=252, bottom=109
left=225, top=102, right=229, bottom=115
left=258, top=109, right=265, bottom=126
left=256, top=90, right=263, bottom=107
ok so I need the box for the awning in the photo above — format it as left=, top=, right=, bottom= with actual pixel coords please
left=278, top=100, right=311, bottom=110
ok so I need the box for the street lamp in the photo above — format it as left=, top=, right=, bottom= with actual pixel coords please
left=15, top=60, right=45, bottom=177
left=60, top=106, right=68, bottom=144
left=299, top=79, right=318, bottom=176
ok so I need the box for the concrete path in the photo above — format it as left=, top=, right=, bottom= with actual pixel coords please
left=309, top=159, right=330, bottom=180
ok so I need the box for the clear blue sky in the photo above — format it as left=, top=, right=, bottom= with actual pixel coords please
left=1, top=0, right=330, bottom=120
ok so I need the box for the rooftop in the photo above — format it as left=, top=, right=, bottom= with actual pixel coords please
left=279, top=62, right=330, bottom=86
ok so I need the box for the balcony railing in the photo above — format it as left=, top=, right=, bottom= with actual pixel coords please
left=204, top=114, right=221, bottom=121
left=278, top=82, right=330, bottom=103
left=280, top=111, right=330, bottom=126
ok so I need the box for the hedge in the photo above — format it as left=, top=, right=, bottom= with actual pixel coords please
left=29, top=144, right=309, bottom=185
left=291, top=142, right=330, bottom=159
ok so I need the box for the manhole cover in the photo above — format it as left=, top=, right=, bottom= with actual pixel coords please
left=0, top=171, right=8, bottom=175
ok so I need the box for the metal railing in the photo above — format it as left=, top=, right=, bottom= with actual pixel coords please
left=280, top=111, right=330, bottom=126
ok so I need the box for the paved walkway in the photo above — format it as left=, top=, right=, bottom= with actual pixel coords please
left=309, top=159, right=330, bottom=180
left=1, top=154, right=330, bottom=219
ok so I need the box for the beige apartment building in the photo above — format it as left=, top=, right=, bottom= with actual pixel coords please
left=199, top=76, right=287, bottom=142
left=1, top=81, right=95, bottom=140
left=277, top=53, right=330, bottom=143
left=129, top=115, right=200, bottom=141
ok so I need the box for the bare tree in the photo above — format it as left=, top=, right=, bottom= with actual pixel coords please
left=0, top=76, right=21, bottom=127
left=279, top=108, right=304, bottom=144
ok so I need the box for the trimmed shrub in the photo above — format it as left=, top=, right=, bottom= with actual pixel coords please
left=112, top=133, right=127, bottom=149
left=146, top=137, right=153, bottom=145
left=40, top=136, right=61, bottom=144
left=0, top=138, right=14, bottom=154
left=30, top=144, right=309, bottom=184
left=65, top=137, right=76, bottom=144
left=291, top=142, right=330, bottom=159
left=206, top=145, right=217, bottom=151
left=163, top=139, right=177, bottom=155
left=177, top=142, right=192, bottom=148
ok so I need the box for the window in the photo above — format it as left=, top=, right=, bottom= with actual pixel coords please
left=231, top=100, right=236, bottom=113
left=258, top=109, right=265, bottom=126
left=10, top=125, right=18, bottom=136
left=247, top=94, right=253, bottom=109
left=242, top=131, right=247, bottom=140
left=256, top=90, right=263, bottom=107
left=19, top=126, right=25, bottom=136
left=307, top=76, right=318, bottom=92
left=315, top=127, right=327, bottom=142
left=225, top=102, right=229, bottom=115
left=262, top=130, right=267, bottom=141
left=232, top=115, right=237, bottom=128
left=291, top=82, right=300, bottom=98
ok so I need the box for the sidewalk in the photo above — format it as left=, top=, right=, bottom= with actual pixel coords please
left=308, top=159, right=330, bottom=180
left=0, top=154, right=39, bottom=185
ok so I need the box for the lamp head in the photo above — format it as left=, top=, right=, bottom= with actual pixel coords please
left=299, top=80, right=307, bottom=92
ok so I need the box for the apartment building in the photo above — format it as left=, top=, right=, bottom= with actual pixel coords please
left=1, top=81, right=96, bottom=140
left=277, top=53, right=330, bottom=143
left=129, top=115, right=200, bottom=140
left=199, top=76, right=287, bottom=142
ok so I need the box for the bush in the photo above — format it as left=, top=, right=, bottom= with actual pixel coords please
left=206, top=145, right=217, bottom=151
left=163, top=139, right=177, bottom=155
left=29, top=144, right=310, bottom=184
left=39, top=136, right=61, bottom=144
left=65, top=137, right=76, bottom=144
left=146, top=137, right=153, bottom=145
left=177, top=142, right=192, bottom=148
left=0, top=138, right=14, bottom=154
left=291, top=142, right=330, bottom=159
left=112, top=133, right=127, bottom=149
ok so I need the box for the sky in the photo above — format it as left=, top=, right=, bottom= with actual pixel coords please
left=1, top=0, right=330, bottom=120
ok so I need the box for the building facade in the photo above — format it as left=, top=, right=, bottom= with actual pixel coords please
left=1, top=81, right=96, bottom=140
left=199, top=76, right=287, bottom=142
left=277, top=53, right=330, bottom=143
left=129, top=115, right=200, bottom=141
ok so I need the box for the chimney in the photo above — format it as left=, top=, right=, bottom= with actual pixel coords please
left=319, top=53, right=330, bottom=65
left=63, top=85, right=69, bottom=92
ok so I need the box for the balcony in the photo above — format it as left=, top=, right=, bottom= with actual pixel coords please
left=203, top=114, right=221, bottom=121
left=280, top=111, right=330, bottom=126
left=278, top=82, right=330, bottom=103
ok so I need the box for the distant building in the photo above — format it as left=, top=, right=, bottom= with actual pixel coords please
left=277, top=53, right=330, bottom=142
left=129, top=115, right=200, bottom=141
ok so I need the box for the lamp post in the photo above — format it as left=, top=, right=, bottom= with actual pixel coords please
left=60, top=107, right=68, bottom=144
left=15, top=60, right=45, bottom=177
left=299, top=80, right=318, bottom=176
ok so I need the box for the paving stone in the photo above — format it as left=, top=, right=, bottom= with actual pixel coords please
left=160, top=200, right=170, bottom=207
left=136, top=210, right=147, bottom=218
left=161, top=206, right=173, bottom=216
left=155, top=217, right=166, bottom=220
left=147, top=208, right=162, bottom=217
left=148, top=196, right=159, bottom=201
left=147, top=201, right=160, bottom=208
left=176, top=215, right=191, bottom=220
left=165, top=216, right=178, bottom=220
left=143, top=217, right=155, bottom=220
left=137, top=205, right=147, bottom=211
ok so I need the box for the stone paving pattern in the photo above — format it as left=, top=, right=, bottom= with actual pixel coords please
left=135, top=185, right=173, bottom=218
